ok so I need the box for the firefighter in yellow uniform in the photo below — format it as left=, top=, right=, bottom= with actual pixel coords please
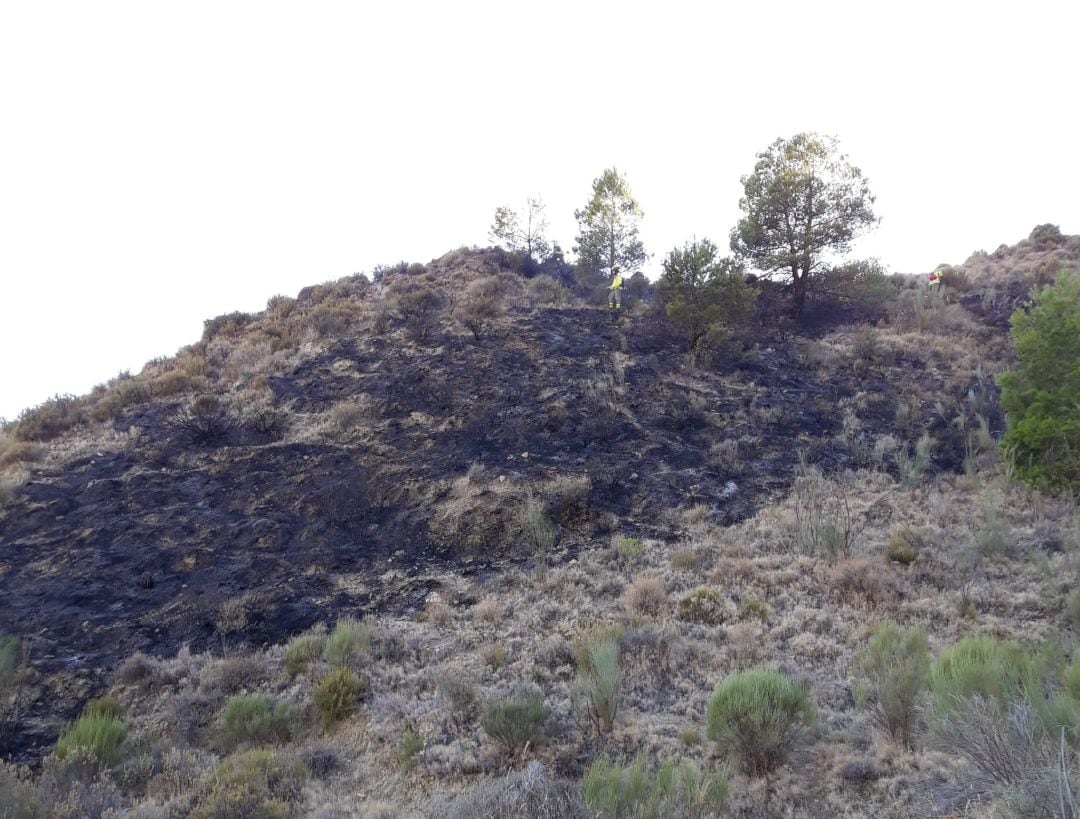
left=608, top=266, right=625, bottom=312
left=928, top=267, right=944, bottom=286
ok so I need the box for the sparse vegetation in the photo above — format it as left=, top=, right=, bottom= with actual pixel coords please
left=573, top=639, right=621, bottom=735
left=190, top=749, right=308, bottom=819
left=853, top=621, right=929, bottom=748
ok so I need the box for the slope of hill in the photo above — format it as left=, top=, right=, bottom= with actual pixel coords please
left=1, top=229, right=1079, bottom=817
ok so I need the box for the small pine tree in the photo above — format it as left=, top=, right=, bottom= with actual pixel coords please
left=657, top=239, right=756, bottom=352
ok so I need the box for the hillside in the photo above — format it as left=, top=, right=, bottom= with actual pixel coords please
left=1, top=227, right=1080, bottom=817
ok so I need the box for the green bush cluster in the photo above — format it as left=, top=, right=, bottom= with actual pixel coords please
left=54, top=712, right=128, bottom=767
left=218, top=695, right=296, bottom=751
left=706, top=668, right=817, bottom=775
left=998, top=271, right=1080, bottom=490
left=190, top=749, right=307, bottom=819
left=0, top=632, right=21, bottom=689
left=853, top=621, right=929, bottom=748
left=583, top=753, right=728, bottom=819
left=322, top=618, right=371, bottom=668
left=312, top=667, right=365, bottom=729
left=481, top=692, right=550, bottom=756
left=284, top=633, right=326, bottom=677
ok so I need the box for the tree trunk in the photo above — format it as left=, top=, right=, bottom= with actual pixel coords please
left=791, top=274, right=808, bottom=317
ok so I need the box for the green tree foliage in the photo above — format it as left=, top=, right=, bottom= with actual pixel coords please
left=574, top=168, right=646, bottom=283
left=730, top=132, right=878, bottom=316
left=489, top=196, right=551, bottom=261
left=998, top=271, right=1080, bottom=490
left=656, top=239, right=757, bottom=352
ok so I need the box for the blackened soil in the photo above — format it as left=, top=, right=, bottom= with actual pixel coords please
left=0, top=303, right=990, bottom=759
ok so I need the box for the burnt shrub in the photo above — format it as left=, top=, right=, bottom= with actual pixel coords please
left=169, top=394, right=237, bottom=445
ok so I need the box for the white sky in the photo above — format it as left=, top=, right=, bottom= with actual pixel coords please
left=2, top=1, right=1077, bottom=421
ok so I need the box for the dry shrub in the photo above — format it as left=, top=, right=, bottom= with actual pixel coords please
left=199, top=654, right=270, bottom=696
left=546, top=473, right=591, bottom=526
left=12, top=394, right=87, bottom=442
left=671, top=547, right=707, bottom=572
left=678, top=586, right=734, bottom=625
left=434, top=761, right=586, bottom=819
left=170, top=395, right=237, bottom=445
left=526, top=275, right=575, bottom=308
left=0, top=438, right=41, bottom=470
left=387, top=278, right=444, bottom=343
left=425, top=599, right=452, bottom=627
left=452, top=275, right=505, bottom=340
left=437, top=668, right=480, bottom=723
left=621, top=574, right=668, bottom=618
left=830, top=558, right=899, bottom=606
left=329, top=398, right=371, bottom=433
left=473, top=596, right=505, bottom=625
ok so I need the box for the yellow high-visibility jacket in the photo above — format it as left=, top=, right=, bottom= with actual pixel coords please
left=609, top=274, right=624, bottom=290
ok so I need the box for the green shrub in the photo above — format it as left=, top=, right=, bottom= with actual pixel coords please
left=54, top=713, right=128, bottom=767
left=853, top=621, right=929, bottom=748
left=884, top=530, right=919, bottom=565
left=582, top=753, right=729, bottom=818
left=678, top=587, right=732, bottom=625
left=927, top=635, right=1041, bottom=719
left=312, top=667, right=365, bottom=729
left=396, top=727, right=424, bottom=768
left=322, top=618, right=371, bottom=668
left=615, top=537, right=646, bottom=566
left=437, top=671, right=480, bottom=722
left=706, top=667, right=817, bottom=775
left=570, top=622, right=626, bottom=670
left=573, top=640, right=621, bottom=735
left=83, top=695, right=124, bottom=721
left=481, top=692, right=550, bottom=755
left=284, top=633, right=326, bottom=677
left=190, top=749, right=308, bottom=819
left=218, top=695, right=295, bottom=750
left=998, top=271, right=1080, bottom=490
left=739, top=596, right=769, bottom=623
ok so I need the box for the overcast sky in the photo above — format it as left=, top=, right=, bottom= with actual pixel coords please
left=2, top=1, right=1077, bottom=421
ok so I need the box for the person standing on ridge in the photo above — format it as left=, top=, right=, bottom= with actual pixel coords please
left=928, top=266, right=944, bottom=287
left=608, top=265, right=625, bottom=313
